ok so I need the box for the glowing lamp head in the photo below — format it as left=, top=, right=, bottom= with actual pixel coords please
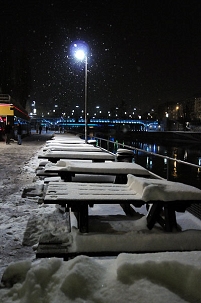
left=70, top=41, right=89, bottom=61
left=74, top=49, right=85, bottom=61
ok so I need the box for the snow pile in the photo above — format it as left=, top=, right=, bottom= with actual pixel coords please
left=1, top=252, right=201, bottom=303
left=70, top=225, right=201, bottom=253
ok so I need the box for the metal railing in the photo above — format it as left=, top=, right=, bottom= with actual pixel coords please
left=94, top=136, right=201, bottom=182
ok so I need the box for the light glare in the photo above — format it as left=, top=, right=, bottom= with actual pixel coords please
left=75, top=49, right=85, bottom=61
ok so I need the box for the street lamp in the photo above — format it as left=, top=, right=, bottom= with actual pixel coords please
left=71, top=42, right=88, bottom=143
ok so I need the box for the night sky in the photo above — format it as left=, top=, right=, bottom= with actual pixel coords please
left=1, top=0, right=201, bottom=116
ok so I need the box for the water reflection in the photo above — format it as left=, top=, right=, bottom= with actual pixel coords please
left=197, top=157, right=201, bottom=177
left=146, top=156, right=153, bottom=169
left=124, top=139, right=201, bottom=189
left=172, top=160, right=177, bottom=177
left=172, top=149, right=178, bottom=178
left=108, top=137, right=201, bottom=187
left=184, top=150, right=188, bottom=160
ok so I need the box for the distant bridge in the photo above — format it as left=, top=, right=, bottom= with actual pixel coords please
left=30, top=117, right=159, bottom=131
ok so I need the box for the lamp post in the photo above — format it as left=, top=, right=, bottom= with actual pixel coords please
left=72, top=43, right=88, bottom=143
left=84, top=56, right=88, bottom=143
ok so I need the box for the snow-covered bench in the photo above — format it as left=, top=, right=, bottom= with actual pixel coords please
left=46, top=138, right=85, bottom=144
left=43, top=145, right=101, bottom=152
left=38, top=150, right=115, bottom=163
left=43, top=160, right=150, bottom=182
left=44, top=174, right=201, bottom=233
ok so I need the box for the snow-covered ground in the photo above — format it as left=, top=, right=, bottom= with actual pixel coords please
left=1, top=132, right=201, bottom=303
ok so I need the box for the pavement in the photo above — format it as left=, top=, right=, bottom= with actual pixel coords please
left=0, top=131, right=55, bottom=198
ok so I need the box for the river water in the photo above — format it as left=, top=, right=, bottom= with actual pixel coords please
left=120, top=139, right=201, bottom=190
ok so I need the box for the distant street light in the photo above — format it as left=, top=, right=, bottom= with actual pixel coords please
left=71, top=42, right=89, bottom=143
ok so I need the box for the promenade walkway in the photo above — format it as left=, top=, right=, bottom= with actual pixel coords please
left=0, top=131, right=54, bottom=197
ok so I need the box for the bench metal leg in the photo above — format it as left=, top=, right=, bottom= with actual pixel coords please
left=147, top=202, right=163, bottom=230
left=78, top=204, right=89, bottom=233
left=163, top=204, right=177, bottom=232
left=120, top=203, right=138, bottom=216
left=147, top=202, right=178, bottom=232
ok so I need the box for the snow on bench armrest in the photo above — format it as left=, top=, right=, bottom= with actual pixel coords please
left=56, top=160, right=73, bottom=167
left=127, top=174, right=201, bottom=202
